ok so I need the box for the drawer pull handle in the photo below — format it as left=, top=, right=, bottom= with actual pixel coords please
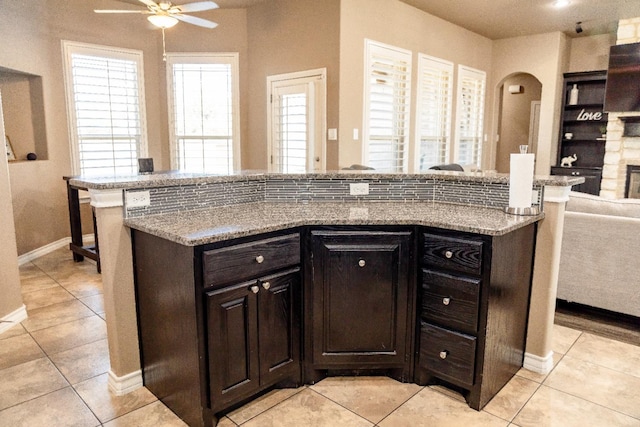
left=358, top=259, right=366, bottom=267
left=255, top=255, right=265, bottom=264
left=445, top=250, right=453, bottom=259
left=262, top=282, right=271, bottom=290
left=439, top=350, right=449, bottom=360
left=442, top=297, right=451, bottom=306
left=250, top=285, right=260, bottom=294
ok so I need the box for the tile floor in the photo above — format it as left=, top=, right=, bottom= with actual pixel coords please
left=1, top=247, right=639, bottom=426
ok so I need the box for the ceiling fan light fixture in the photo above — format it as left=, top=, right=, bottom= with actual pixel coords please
left=552, top=0, right=571, bottom=8
left=147, top=14, right=179, bottom=28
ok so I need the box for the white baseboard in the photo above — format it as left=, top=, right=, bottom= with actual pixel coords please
left=108, top=369, right=143, bottom=396
left=0, top=305, right=28, bottom=335
left=523, top=351, right=554, bottom=375
left=18, top=234, right=94, bottom=266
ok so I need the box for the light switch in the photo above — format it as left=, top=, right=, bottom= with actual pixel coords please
left=353, top=128, right=359, bottom=140
left=328, top=128, right=337, bottom=140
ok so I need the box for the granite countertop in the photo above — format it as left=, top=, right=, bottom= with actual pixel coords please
left=68, top=169, right=584, bottom=190
left=124, top=201, right=543, bottom=246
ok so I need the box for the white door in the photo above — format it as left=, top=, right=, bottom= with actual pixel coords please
left=267, top=69, right=326, bottom=173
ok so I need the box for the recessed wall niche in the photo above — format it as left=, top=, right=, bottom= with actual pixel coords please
left=0, top=66, right=48, bottom=161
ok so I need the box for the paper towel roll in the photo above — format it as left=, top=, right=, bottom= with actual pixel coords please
left=509, top=153, right=535, bottom=209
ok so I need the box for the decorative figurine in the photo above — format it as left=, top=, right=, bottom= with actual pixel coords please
left=561, top=154, right=577, bottom=167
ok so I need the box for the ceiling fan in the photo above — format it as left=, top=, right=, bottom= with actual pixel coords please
left=94, top=0, right=219, bottom=29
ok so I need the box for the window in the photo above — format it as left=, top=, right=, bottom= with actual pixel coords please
left=166, top=53, right=240, bottom=174
left=363, top=40, right=412, bottom=172
left=62, top=41, right=147, bottom=176
left=454, top=65, right=486, bottom=168
left=414, top=54, right=453, bottom=171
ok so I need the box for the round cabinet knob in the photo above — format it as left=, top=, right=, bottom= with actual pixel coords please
left=358, top=259, right=366, bottom=267
left=445, top=250, right=453, bottom=259
left=262, top=282, right=271, bottom=290
left=250, top=285, right=260, bottom=294
left=442, top=297, right=451, bottom=306
left=439, top=350, right=449, bottom=360
left=255, top=255, right=264, bottom=264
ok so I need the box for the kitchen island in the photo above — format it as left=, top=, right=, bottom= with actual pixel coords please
left=68, top=170, right=581, bottom=426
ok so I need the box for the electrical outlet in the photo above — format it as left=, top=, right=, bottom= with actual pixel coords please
left=350, top=183, right=369, bottom=195
left=126, top=190, right=151, bottom=208
left=531, top=189, right=539, bottom=203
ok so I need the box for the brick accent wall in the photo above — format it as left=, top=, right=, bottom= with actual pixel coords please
left=601, top=18, right=640, bottom=199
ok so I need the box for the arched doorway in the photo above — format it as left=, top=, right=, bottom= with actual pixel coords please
left=495, top=73, right=542, bottom=173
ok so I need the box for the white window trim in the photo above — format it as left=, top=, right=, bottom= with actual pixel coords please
left=165, top=52, right=241, bottom=172
left=413, top=54, right=454, bottom=172
left=266, top=68, right=327, bottom=173
left=61, top=40, right=148, bottom=176
left=362, top=39, right=412, bottom=173
left=453, top=64, right=486, bottom=169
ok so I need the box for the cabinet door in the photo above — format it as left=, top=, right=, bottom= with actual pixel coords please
left=310, top=230, right=412, bottom=367
left=206, top=281, right=259, bottom=412
left=257, top=268, right=301, bottom=386
left=550, top=167, right=602, bottom=195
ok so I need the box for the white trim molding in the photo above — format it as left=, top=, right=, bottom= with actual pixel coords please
left=523, top=350, right=554, bottom=375
left=89, top=189, right=124, bottom=208
left=17, top=235, right=95, bottom=266
left=108, top=369, right=143, bottom=396
left=0, top=305, right=28, bottom=335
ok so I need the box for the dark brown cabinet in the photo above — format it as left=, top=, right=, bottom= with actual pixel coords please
left=552, top=70, right=608, bottom=195
left=415, top=226, right=535, bottom=410
left=133, top=230, right=301, bottom=427
left=206, top=268, right=300, bottom=412
left=306, top=229, right=415, bottom=380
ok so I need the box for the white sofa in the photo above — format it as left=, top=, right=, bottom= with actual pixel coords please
left=557, top=191, right=640, bottom=318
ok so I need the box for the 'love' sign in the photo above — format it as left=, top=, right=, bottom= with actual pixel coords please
left=576, top=109, right=603, bottom=121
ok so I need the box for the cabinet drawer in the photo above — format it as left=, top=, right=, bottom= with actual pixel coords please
left=419, top=323, right=476, bottom=387
left=422, top=233, right=483, bottom=276
left=421, top=269, right=480, bottom=334
left=203, top=233, right=300, bottom=288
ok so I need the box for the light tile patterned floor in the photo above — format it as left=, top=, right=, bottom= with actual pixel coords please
left=1, top=247, right=639, bottom=426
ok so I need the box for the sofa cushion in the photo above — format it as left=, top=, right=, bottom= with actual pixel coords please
left=566, top=191, right=640, bottom=218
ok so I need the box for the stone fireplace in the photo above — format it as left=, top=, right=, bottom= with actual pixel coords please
left=600, top=18, right=640, bottom=199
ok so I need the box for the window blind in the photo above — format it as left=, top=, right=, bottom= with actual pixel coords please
left=166, top=54, right=240, bottom=174
left=455, top=66, right=486, bottom=168
left=415, top=54, right=453, bottom=171
left=364, top=40, right=412, bottom=173
left=272, top=91, right=308, bottom=174
left=64, top=44, right=146, bottom=177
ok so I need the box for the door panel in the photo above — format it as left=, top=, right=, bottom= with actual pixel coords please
left=206, top=281, right=259, bottom=411
left=257, top=268, right=301, bottom=386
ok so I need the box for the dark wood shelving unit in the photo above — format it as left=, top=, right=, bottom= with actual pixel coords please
left=552, top=70, right=608, bottom=195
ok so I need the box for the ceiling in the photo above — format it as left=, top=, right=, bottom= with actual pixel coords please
left=113, top=0, right=640, bottom=40
left=399, top=0, right=640, bottom=40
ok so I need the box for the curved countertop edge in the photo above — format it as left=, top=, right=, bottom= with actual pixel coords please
left=124, top=201, right=544, bottom=246
left=68, top=170, right=583, bottom=190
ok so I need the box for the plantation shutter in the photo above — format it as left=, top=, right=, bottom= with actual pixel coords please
left=364, top=40, right=412, bottom=172
left=415, top=54, right=453, bottom=171
left=271, top=84, right=309, bottom=174
left=455, top=65, right=486, bottom=168
left=167, top=54, right=239, bottom=174
left=64, top=43, right=147, bottom=177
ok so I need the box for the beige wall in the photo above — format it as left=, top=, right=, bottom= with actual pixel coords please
left=245, top=0, right=341, bottom=170
left=0, top=94, right=23, bottom=320
left=496, top=74, right=542, bottom=173
left=490, top=32, right=568, bottom=174
left=568, top=33, right=615, bottom=73
left=338, top=0, right=493, bottom=169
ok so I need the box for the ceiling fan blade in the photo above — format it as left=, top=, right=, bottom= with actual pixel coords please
left=94, top=9, right=150, bottom=13
left=175, top=1, right=219, bottom=13
left=138, top=0, right=159, bottom=8
left=174, top=14, right=218, bottom=28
